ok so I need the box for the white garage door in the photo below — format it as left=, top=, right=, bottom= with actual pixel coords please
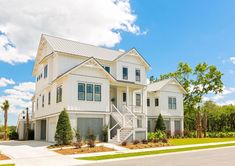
left=48, top=120, right=56, bottom=142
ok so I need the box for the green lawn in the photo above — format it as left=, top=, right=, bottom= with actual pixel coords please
left=0, top=164, right=14, bottom=166
left=169, top=137, right=235, bottom=146
left=78, top=143, right=235, bottom=161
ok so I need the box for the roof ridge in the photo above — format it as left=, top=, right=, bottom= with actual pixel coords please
left=42, top=33, right=124, bottom=53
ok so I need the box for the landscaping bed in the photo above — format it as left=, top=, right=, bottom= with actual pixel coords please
left=0, top=154, right=10, bottom=161
left=54, top=146, right=114, bottom=155
left=125, top=142, right=170, bottom=149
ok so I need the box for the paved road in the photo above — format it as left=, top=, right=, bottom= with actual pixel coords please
left=87, top=146, right=235, bottom=166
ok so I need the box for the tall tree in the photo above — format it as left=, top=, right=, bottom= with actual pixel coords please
left=1, top=100, right=10, bottom=140
left=55, top=109, right=73, bottom=145
left=159, top=62, right=223, bottom=131
left=155, top=114, right=166, bottom=131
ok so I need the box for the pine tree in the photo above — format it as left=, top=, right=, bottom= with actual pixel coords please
left=55, top=109, right=73, bottom=145
left=155, top=114, right=166, bottom=131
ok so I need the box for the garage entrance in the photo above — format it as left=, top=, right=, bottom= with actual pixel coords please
left=77, top=118, right=103, bottom=140
left=40, top=120, right=46, bottom=140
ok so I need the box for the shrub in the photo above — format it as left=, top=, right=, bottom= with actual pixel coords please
left=73, top=141, right=83, bottom=149
left=165, top=130, right=171, bottom=138
left=162, top=138, right=168, bottom=143
left=141, top=139, right=148, bottom=144
left=155, top=114, right=166, bottom=131
left=155, top=130, right=166, bottom=140
left=121, top=141, right=127, bottom=146
left=102, top=125, right=108, bottom=142
left=174, top=130, right=182, bottom=138
left=8, top=130, right=18, bottom=140
left=152, top=138, right=159, bottom=143
left=73, top=128, right=82, bottom=149
left=86, top=128, right=96, bottom=141
left=55, top=109, right=73, bottom=145
left=87, top=139, right=95, bottom=148
left=133, top=140, right=140, bottom=145
left=148, top=132, right=156, bottom=141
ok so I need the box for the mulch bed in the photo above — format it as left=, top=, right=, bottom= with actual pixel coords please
left=124, top=143, right=171, bottom=149
left=0, top=154, right=10, bottom=160
left=54, top=146, right=115, bottom=155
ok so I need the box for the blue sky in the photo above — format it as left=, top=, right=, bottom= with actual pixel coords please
left=0, top=0, right=235, bottom=125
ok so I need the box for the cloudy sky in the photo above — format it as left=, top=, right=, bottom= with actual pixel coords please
left=0, top=0, right=235, bottom=125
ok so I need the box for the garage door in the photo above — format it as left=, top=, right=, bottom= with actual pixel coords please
left=48, top=122, right=56, bottom=142
left=77, top=118, right=103, bottom=140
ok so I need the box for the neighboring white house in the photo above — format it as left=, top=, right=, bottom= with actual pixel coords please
left=146, top=78, right=186, bottom=135
left=27, top=34, right=186, bottom=143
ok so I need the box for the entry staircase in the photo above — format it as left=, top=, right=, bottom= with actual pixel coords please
left=109, top=104, right=137, bottom=144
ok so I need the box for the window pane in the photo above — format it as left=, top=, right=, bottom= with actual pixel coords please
left=123, top=92, right=126, bottom=102
left=155, top=98, right=159, bottom=106
left=135, top=69, right=141, bottom=82
left=136, top=94, right=141, bottom=106
left=168, top=97, right=172, bottom=109
left=78, top=83, right=85, bottom=100
left=105, top=66, right=110, bottom=73
left=56, top=86, right=62, bottom=103
left=44, top=65, right=48, bottom=78
left=95, top=85, right=101, bottom=101
left=123, top=67, right=128, bottom=80
left=86, top=84, right=93, bottom=101
left=147, top=98, right=150, bottom=107
left=48, top=92, right=51, bottom=105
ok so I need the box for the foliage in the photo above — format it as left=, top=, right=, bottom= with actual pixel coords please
left=1, top=100, right=10, bottom=140
left=132, top=140, right=140, bottom=145
left=155, top=114, right=166, bottom=131
left=102, top=125, right=108, bottom=142
left=121, top=141, right=127, bottom=146
left=148, top=130, right=167, bottom=141
left=55, top=109, right=73, bottom=145
left=73, top=128, right=82, bottom=149
left=152, top=62, right=223, bottom=131
left=207, top=132, right=235, bottom=138
left=87, top=140, right=95, bottom=148
left=141, top=139, right=148, bottom=144
left=8, top=129, right=18, bottom=140
left=86, top=128, right=96, bottom=141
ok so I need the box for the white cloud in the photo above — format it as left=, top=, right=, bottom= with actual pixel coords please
left=0, top=77, right=15, bottom=87
left=217, top=100, right=235, bottom=106
left=0, top=82, right=35, bottom=113
left=0, top=0, right=143, bottom=64
left=230, top=57, right=235, bottom=64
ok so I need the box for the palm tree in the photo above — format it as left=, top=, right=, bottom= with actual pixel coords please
left=1, top=100, right=9, bottom=140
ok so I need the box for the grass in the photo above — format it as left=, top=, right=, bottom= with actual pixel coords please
left=78, top=143, right=235, bottom=160
left=169, top=137, right=235, bottom=146
left=0, top=164, right=15, bottom=166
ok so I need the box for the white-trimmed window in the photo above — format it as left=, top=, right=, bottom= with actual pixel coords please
left=86, top=84, right=93, bottom=101
left=48, top=92, right=51, bottom=105
left=94, top=85, right=101, bottom=101
left=103, top=66, right=110, bottom=73
left=147, top=98, right=150, bottom=107
left=168, top=97, right=176, bottom=109
left=155, top=98, right=159, bottom=107
left=135, top=69, right=141, bottom=82
left=42, top=95, right=44, bottom=107
left=78, top=83, right=85, bottom=100
left=122, top=67, right=128, bottom=80
left=136, top=93, right=141, bottom=106
left=56, top=86, right=62, bottom=103
left=44, top=64, right=48, bottom=78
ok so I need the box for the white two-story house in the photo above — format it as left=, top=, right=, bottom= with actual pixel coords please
left=32, top=34, right=150, bottom=143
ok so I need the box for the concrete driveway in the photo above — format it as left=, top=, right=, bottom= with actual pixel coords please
left=0, top=141, right=87, bottom=166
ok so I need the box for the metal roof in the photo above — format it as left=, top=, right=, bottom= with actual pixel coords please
left=43, top=34, right=124, bottom=61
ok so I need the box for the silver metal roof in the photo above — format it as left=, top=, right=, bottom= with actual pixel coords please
left=43, top=34, right=124, bottom=61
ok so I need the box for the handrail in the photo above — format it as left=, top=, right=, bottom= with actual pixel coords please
left=112, top=104, right=123, bottom=118
left=123, top=105, right=137, bottom=119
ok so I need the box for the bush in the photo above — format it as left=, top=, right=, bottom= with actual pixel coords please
left=141, top=139, right=148, bottom=144
left=73, top=142, right=83, bottom=149
left=165, top=130, right=171, bottom=138
left=87, top=140, right=95, bottom=148
left=28, top=129, right=34, bottom=140
left=155, top=114, right=166, bottom=131
left=152, top=138, right=159, bottom=143
left=174, top=130, right=182, bottom=138
left=86, top=128, right=96, bottom=141
left=155, top=130, right=166, bottom=140
left=133, top=140, right=140, bottom=145
left=207, top=132, right=235, bottom=138
left=73, top=128, right=82, bottom=149
left=8, top=130, right=18, bottom=140
left=162, top=138, right=168, bottom=143
left=121, top=141, right=127, bottom=146
left=102, top=125, right=108, bottom=142
left=55, top=109, right=73, bottom=145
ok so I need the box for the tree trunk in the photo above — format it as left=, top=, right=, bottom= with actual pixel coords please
left=4, top=110, right=7, bottom=140
left=196, top=111, right=202, bottom=138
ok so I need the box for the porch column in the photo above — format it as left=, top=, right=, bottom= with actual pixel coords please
left=170, top=118, right=175, bottom=136
left=181, top=118, right=184, bottom=135
left=126, top=86, right=129, bottom=106
left=142, top=88, right=147, bottom=114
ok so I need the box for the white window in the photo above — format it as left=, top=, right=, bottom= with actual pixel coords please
left=136, top=94, right=141, bottom=106
left=78, top=83, right=85, bottom=100
left=135, top=69, right=141, bottom=82
left=168, top=97, right=176, bottom=109
left=94, top=85, right=101, bottom=101
left=103, top=66, right=110, bottom=73
left=42, top=95, right=44, bottom=107
left=48, top=92, right=51, bottom=105
left=44, top=64, right=48, bottom=78
left=155, top=98, right=159, bottom=107
left=122, top=67, right=128, bottom=80
left=147, top=98, right=150, bottom=107
left=86, top=84, right=93, bottom=101
left=56, top=86, right=62, bottom=103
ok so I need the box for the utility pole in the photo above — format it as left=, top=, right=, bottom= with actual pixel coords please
left=25, top=107, right=30, bottom=140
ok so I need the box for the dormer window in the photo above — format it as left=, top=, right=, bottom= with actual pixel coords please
left=44, top=64, right=48, bottom=78
left=136, top=69, right=141, bottom=82
left=103, top=66, right=110, bottom=73
left=123, top=67, right=128, bottom=80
